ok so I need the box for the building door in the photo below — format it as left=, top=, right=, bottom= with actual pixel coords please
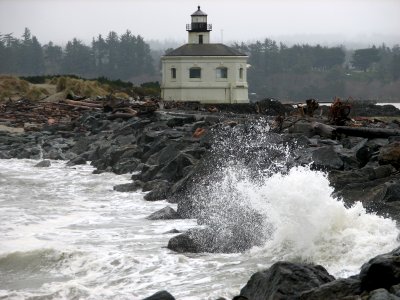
left=199, top=35, right=203, bottom=44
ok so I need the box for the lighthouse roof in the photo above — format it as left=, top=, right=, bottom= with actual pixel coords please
left=165, top=43, right=246, bottom=57
left=191, top=6, right=207, bottom=16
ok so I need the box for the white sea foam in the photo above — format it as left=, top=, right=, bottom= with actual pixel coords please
left=245, top=166, right=399, bottom=277
left=0, top=159, right=398, bottom=299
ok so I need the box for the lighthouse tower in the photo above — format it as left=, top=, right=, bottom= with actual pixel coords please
left=161, top=6, right=249, bottom=104
left=187, top=6, right=212, bottom=44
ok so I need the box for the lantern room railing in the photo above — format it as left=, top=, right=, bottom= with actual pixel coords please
left=186, top=23, right=212, bottom=32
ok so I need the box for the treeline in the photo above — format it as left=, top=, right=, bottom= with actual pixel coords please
left=1, top=28, right=400, bottom=101
left=0, top=28, right=154, bottom=80
left=232, top=39, right=400, bottom=100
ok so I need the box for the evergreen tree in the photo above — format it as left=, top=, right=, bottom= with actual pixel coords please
left=352, top=46, right=380, bottom=71
left=61, top=38, right=94, bottom=76
left=43, top=41, right=63, bottom=74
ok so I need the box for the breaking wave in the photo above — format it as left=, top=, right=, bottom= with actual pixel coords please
left=183, top=122, right=399, bottom=276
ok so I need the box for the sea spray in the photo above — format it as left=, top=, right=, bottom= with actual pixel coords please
left=177, top=121, right=399, bottom=275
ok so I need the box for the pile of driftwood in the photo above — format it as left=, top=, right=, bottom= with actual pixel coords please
left=0, top=98, right=158, bottom=130
left=0, top=99, right=81, bottom=129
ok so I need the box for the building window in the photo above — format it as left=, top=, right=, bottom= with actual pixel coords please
left=171, top=68, right=176, bottom=79
left=189, top=67, right=201, bottom=78
left=239, top=68, right=244, bottom=79
left=199, top=35, right=203, bottom=44
left=216, top=67, right=228, bottom=79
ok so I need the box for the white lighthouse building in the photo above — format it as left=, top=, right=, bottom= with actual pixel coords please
left=161, top=6, right=249, bottom=104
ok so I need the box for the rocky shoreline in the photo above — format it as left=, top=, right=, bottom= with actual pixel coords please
left=1, top=100, right=400, bottom=299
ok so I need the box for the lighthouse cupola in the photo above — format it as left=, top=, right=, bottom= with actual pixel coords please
left=186, top=6, right=212, bottom=44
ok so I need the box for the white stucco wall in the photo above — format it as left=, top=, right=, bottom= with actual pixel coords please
left=188, top=32, right=210, bottom=44
left=161, top=55, right=249, bottom=104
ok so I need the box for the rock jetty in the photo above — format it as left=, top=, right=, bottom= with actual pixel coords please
left=1, top=98, right=400, bottom=299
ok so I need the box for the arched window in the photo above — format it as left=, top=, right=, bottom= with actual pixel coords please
left=216, top=67, right=228, bottom=79
left=239, top=68, right=244, bottom=79
left=189, top=67, right=201, bottom=78
left=171, top=68, right=176, bottom=79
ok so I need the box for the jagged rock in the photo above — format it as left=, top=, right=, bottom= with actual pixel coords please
left=329, top=165, right=396, bottom=189
left=66, top=155, right=86, bottom=166
left=256, top=98, right=293, bottom=116
left=112, top=157, right=141, bottom=174
left=360, top=247, right=400, bottom=292
left=70, top=137, right=92, bottom=154
left=34, top=160, right=51, bottom=167
left=146, top=206, right=180, bottom=220
left=379, top=141, right=400, bottom=169
left=166, top=116, right=196, bottom=127
left=163, top=229, right=180, bottom=234
left=238, top=262, right=335, bottom=300
left=144, top=181, right=171, bottom=201
left=390, top=284, right=400, bottom=296
left=299, top=278, right=361, bottom=300
left=113, top=181, right=143, bottom=192
left=312, top=146, right=343, bottom=170
left=167, top=229, right=203, bottom=253
left=168, top=221, right=265, bottom=254
left=155, top=153, right=197, bottom=182
left=356, top=144, right=374, bottom=167
left=142, top=290, right=175, bottom=300
left=367, top=288, right=400, bottom=300
left=143, top=180, right=168, bottom=192
left=335, top=174, right=400, bottom=212
left=140, top=164, right=163, bottom=182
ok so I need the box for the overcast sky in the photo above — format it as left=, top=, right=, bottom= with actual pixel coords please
left=0, top=0, right=399, bottom=47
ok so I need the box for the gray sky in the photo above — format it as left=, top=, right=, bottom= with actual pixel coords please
left=0, top=0, right=399, bottom=47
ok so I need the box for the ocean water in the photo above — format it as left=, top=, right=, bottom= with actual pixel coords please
left=0, top=159, right=399, bottom=299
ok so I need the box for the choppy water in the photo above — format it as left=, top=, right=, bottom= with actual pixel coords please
left=0, top=159, right=399, bottom=299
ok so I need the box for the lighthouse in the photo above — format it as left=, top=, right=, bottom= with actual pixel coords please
left=161, top=6, right=249, bottom=104
left=187, top=6, right=212, bottom=44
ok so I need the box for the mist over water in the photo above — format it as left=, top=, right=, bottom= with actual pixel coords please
left=0, top=126, right=399, bottom=299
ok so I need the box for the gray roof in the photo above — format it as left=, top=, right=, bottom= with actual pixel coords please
left=165, top=44, right=246, bottom=57
left=192, top=6, right=207, bottom=16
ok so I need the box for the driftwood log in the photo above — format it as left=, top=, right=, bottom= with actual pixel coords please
left=312, top=122, right=400, bottom=139
left=62, top=99, right=103, bottom=108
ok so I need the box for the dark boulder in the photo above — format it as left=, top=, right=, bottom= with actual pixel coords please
left=164, top=229, right=180, bottom=234
left=113, top=181, right=143, bottom=192
left=70, top=137, right=92, bottom=155
left=140, top=164, right=163, bottom=182
left=146, top=206, right=180, bottom=220
left=167, top=229, right=203, bottom=253
left=34, top=160, right=51, bottom=167
left=334, top=173, right=400, bottom=218
left=356, top=144, right=374, bottom=167
left=350, top=103, right=400, bottom=117
left=255, top=98, right=294, bottom=116
left=168, top=222, right=266, bottom=254
left=329, top=165, right=396, bottom=189
left=166, top=116, right=196, bottom=128
left=360, top=247, right=400, bottom=292
left=367, top=288, right=400, bottom=300
left=238, top=262, right=334, bottom=300
left=312, top=146, right=343, bottom=170
left=379, top=141, right=400, bottom=169
left=141, top=180, right=167, bottom=192
left=390, top=284, right=400, bottom=296
left=66, top=155, right=86, bottom=167
left=299, top=278, right=361, bottom=300
left=144, top=181, right=171, bottom=201
left=142, top=290, right=175, bottom=300
left=112, top=157, right=141, bottom=174
left=155, top=153, right=197, bottom=182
